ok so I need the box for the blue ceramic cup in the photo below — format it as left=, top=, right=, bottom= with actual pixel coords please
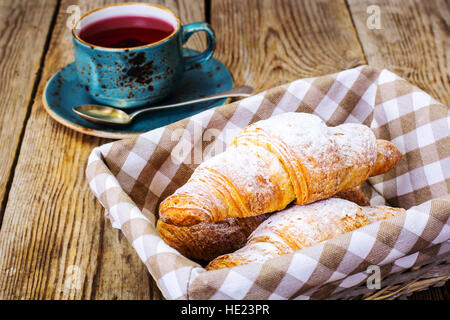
left=72, top=3, right=216, bottom=108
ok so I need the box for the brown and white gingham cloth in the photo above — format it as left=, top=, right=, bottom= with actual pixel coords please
left=86, top=66, right=450, bottom=299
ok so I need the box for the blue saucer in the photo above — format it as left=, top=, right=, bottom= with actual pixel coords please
left=43, top=49, right=233, bottom=139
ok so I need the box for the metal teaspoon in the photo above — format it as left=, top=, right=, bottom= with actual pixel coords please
left=72, top=85, right=254, bottom=125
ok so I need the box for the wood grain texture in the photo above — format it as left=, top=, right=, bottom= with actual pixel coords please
left=0, top=0, right=57, bottom=221
left=210, top=0, right=367, bottom=92
left=348, top=0, right=449, bottom=105
left=0, top=0, right=205, bottom=300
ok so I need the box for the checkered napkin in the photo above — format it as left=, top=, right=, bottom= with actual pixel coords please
left=86, top=66, right=450, bottom=300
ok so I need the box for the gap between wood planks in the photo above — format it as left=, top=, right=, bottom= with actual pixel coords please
left=0, top=0, right=62, bottom=229
left=205, top=0, right=211, bottom=24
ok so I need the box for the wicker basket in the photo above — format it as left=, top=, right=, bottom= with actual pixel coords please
left=330, top=254, right=449, bottom=299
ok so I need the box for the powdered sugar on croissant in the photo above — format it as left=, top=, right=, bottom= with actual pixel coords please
left=159, top=112, right=401, bottom=226
left=233, top=113, right=378, bottom=204
left=206, top=198, right=405, bottom=270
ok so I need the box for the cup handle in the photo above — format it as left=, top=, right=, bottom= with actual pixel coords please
left=181, top=22, right=216, bottom=71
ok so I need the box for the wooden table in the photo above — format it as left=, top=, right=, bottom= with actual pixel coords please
left=0, top=0, right=448, bottom=300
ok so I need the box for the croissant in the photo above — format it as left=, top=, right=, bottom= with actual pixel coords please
left=206, top=198, right=405, bottom=270
left=157, top=188, right=370, bottom=261
left=159, top=113, right=401, bottom=226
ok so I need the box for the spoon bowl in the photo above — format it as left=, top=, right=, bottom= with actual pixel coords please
left=73, top=104, right=132, bottom=124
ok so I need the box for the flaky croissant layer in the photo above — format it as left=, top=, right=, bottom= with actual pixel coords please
left=206, top=198, right=405, bottom=270
left=156, top=187, right=370, bottom=261
left=159, top=113, right=401, bottom=227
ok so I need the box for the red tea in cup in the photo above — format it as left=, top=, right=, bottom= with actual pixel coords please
left=78, top=15, right=175, bottom=48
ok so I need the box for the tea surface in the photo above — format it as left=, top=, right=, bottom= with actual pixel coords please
left=79, top=16, right=174, bottom=48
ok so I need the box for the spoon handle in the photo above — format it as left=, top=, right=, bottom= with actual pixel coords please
left=130, top=85, right=254, bottom=118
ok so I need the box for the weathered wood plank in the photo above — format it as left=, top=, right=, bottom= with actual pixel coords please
left=348, top=0, right=449, bottom=105
left=0, top=0, right=204, bottom=300
left=210, top=0, right=367, bottom=92
left=0, top=0, right=57, bottom=223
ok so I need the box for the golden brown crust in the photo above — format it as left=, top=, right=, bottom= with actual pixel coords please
left=370, top=139, right=402, bottom=176
left=159, top=144, right=295, bottom=226
left=156, top=214, right=271, bottom=261
left=159, top=113, right=401, bottom=228
left=206, top=199, right=405, bottom=270
left=364, top=205, right=405, bottom=222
